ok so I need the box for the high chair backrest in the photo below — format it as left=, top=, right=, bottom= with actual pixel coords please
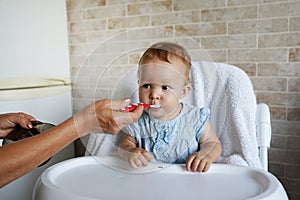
left=86, top=61, right=270, bottom=170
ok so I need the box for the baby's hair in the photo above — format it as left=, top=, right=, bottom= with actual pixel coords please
left=138, top=42, right=191, bottom=83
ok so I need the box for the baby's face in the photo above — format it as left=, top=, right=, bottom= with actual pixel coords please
left=138, top=56, right=189, bottom=120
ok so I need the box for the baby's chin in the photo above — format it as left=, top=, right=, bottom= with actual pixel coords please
left=148, top=111, right=175, bottom=121
left=147, top=110, right=164, bottom=120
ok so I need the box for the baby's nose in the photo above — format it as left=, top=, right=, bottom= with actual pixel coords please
left=150, top=88, right=161, bottom=100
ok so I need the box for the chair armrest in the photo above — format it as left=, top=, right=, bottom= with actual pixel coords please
left=256, top=103, right=272, bottom=148
left=256, top=103, right=272, bottom=171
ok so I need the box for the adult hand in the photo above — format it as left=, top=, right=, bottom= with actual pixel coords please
left=0, top=113, right=35, bottom=138
left=74, top=99, right=144, bottom=136
left=0, top=99, right=143, bottom=188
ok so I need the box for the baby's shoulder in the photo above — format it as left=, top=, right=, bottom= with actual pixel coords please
left=182, top=104, right=210, bottom=116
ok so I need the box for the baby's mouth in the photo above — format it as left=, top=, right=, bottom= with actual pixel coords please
left=149, top=105, right=161, bottom=109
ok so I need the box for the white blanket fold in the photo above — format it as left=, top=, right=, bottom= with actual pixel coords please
left=189, top=61, right=261, bottom=168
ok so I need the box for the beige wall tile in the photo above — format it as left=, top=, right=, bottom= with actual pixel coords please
left=69, top=56, right=86, bottom=68
left=269, top=149, right=300, bottom=165
left=201, top=6, right=257, bottom=22
left=66, top=0, right=84, bottom=11
left=285, top=165, right=300, bottom=178
left=228, top=0, right=260, bottom=6
left=228, top=49, right=288, bottom=62
left=270, top=134, right=287, bottom=149
left=287, top=108, right=300, bottom=121
left=259, top=33, right=300, bottom=48
left=252, top=77, right=287, bottom=91
left=151, top=11, right=200, bottom=26
left=175, top=22, right=226, bottom=36
left=82, top=0, right=105, bottom=8
left=69, top=44, right=97, bottom=56
left=107, top=64, right=136, bottom=76
left=127, top=27, right=174, bottom=40
left=94, top=88, right=115, bottom=99
left=258, top=63, right=300, bottom=77
left=228, top=0, right=289, bottom=6
left=86, top=5, right=126, bottom=19
left=107, top=0, right=156, bottom=5
left=128, top=1, right=172, bottom=15
left=109, top=16, right=150, bottom=29
left=269, top=162, right=285, bottom=178
left=201, top=35, right=256, bottom=49
left=106, top=0, right=128, bottom=5
left=259, top=1, right=300, bottom=18
left=72, top=87, right=95, bottom=98
left=230, top=63, right=257, bottom=77
left=70, top=20, right=106, bottom=33
left=228, top=18, right=288, bottom=34
left=67, top=10, right=86, bottom=22
left=87, top=29, right=125, bottom=43
left=289, top=48, right=300, bottom=62
left=271, top=120, right=300, bottom=136
left=256, top=92, right=300, bottom=107
left=97, top=76, right=120, bottom=88
left=288, top=78, right=300, bottom=92
left=68, top=33, right=87, bottom=44
left=270, top=106, right=286, bottom=120
left=174, top=0, right=226, bottom=10
left=290, top=16, right=300, bottom=31
left=196, top=50, right=226, bottom=62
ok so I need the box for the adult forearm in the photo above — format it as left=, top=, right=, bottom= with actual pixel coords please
left=0, top=117, right=78, bottom=188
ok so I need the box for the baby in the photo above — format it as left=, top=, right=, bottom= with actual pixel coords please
left=118, top=42, right=222, bottom=172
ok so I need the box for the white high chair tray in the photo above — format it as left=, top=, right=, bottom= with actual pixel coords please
left=33, top=156, right=288, bottom=200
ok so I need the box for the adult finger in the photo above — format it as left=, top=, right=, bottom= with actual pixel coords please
left=110, top=99, right=131, bottom=111
left=112, top=106, right=143, bottom=133
left=16, top=112, right=35, bottom=129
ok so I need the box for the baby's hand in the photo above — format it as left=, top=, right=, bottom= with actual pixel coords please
left=127, top=148, right=153, bottom=168
left=186, top=151, right=213, bottom=172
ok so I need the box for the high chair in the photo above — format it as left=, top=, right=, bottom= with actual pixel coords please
left=34, top=61, right=288, bottom=200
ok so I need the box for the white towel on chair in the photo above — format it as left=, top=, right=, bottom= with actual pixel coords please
left=187, top=61, right=261, bottom=168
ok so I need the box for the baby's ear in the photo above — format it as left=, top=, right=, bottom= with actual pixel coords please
left=180, top=83, right=191, bottom=98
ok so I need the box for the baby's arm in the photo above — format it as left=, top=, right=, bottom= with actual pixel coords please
left=186, top=122, right=222, bottom=172
left=118, top=133, right=152, bottom=168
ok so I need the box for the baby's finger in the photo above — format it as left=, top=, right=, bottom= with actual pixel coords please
left=196, top=160, right=207, bottom=172
left=139, top=154, right=150, bottom=166
left=191, top=159, right=201, bottom=172
left=142, top=151, right=153, bottom=162
left=129, top=158, right=142, bottom=168
left=199, top=162, right=211, bottom=172
left=185, top=156, right=194, bottom=171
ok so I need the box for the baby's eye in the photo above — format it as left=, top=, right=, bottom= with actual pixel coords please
left=162, top=85, right=170, bottom=90
left=142, top=84, right=151, bottom=89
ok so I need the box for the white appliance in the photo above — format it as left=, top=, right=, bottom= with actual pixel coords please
left=0, top=0, right=75, bottom=199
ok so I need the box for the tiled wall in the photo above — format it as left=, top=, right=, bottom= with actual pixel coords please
left=66, top=0, right=300, bottom=198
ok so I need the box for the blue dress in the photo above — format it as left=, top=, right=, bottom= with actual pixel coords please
left=122, top=104, right=210, bottom=164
